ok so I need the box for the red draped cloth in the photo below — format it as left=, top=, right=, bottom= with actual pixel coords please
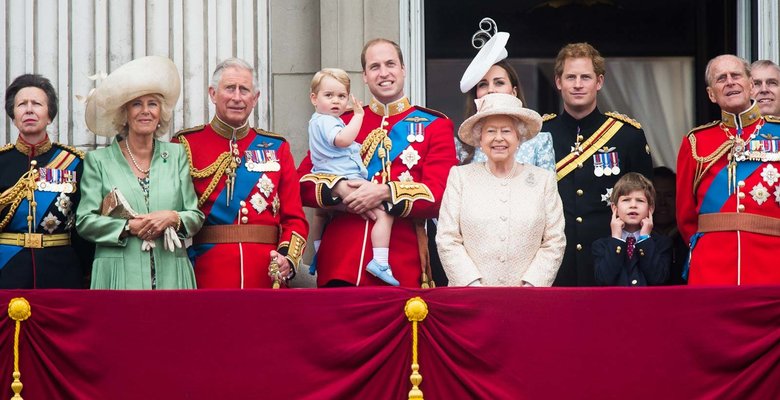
left=1, top=287, right=780, bottom=399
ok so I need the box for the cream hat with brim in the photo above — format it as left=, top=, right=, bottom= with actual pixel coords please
left=458, top=93, right=542, bottom=147
left=459, top=31, right=509, bottom=93
left=85, top=55, right=181, bottom=137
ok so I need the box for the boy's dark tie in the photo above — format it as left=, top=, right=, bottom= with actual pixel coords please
left=626, top=236, right=636, bottom=259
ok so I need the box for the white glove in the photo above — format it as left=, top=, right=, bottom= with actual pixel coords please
left=141, top=239, right=156, bottom=252
left=163, top=226, right=182, bottom=252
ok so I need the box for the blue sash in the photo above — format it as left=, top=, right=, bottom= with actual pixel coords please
left=365, top=109, right=437, bottom=178
left=0, top=149, right=81, bottom=269
left=190, top=134, right=282, bottom=262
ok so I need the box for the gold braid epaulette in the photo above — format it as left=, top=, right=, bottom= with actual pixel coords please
left=175, top=124, right=205, bottom=136
left=542, top=113, right=557, bottom=122
left=0, top=143, right=13, bottom=154
left=256, top=129, right=287, bottom=142
left=0, top=168, right=39, bottom=230
left=765, top=115, right=780, bottom=124
left=53, top=143, right=85, bottom=158
left=178, top=135, right=232, bottom=207
left=605, top=112, right=641, bottom=129
left=687, top=121, right=730, bottom=194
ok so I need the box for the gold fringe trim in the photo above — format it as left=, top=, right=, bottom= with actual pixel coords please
left=8, top=297, right=31, bottom=400
left=405, top=297, right=428, bottom=400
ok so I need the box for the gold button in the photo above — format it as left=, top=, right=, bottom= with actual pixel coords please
left=577, top=135, right=584, bottom=141
left=382, top=121, right=389, bottom=127
left=737, top=204, right=745, bottom=212
left=239, top=201, right=247, bottom=207
left=576, top=217, right=583, bottom=223
left=738, top=180, right=746, bottom=188
left=631, top=279, right=638, bottom=285
left=616, top=246, right=622, bottom=254
left=576, top=244, right=582, bottom=251
left=738, top=192, right=746, bottom=199
left=241, top=208, right=249, bottom=215
left=241, top=216, right=249, bottom=224
left=577, top=163, right=584, bottom=169
left=576, top=189, right=584, bottom=196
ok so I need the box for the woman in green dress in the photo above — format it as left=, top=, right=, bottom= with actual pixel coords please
left=76, top=56, right=204, bottom=289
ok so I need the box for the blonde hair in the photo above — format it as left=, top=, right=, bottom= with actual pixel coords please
left=114, top=93, right=173, bottom=138
left=311, top=68, right=351, bottom=94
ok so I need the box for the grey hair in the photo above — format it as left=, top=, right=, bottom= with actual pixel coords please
left=751, top=59, right=780, bottom=75
left=210, top=57, right=259, bottom=93
left=472, top=116, right=530, bottom=145
left=113, top=93, right=174, bottom=138
left=705, top=54, right=751, bottom=87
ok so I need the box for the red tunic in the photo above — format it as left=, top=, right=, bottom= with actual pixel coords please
left=677, top=103, right=780, bottom=284
left=175, top=118, right=308, bottom=288
left=298, top=97, right=457, bottom=287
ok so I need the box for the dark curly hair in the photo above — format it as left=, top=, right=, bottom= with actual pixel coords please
left=5, top=74, right=58, bottom=120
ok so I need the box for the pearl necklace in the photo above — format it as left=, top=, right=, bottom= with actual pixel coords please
left=485, top=161, right=518, bottom=180
left=125, top=139, right=152, bottom=175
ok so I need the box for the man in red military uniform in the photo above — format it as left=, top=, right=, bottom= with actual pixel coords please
left=174, top=58, right=308, bottom=288
left=299, top=39, right=457, bottom=287
left=677, top=54, right=780, bottom=284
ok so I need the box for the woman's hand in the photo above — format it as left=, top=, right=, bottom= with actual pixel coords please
left=133, top=210, right=178, bottom=240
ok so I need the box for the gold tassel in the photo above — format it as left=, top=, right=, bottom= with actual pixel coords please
left=8, top=297, right=31, bottom=400
left=405, top=297, right=428, bottom=400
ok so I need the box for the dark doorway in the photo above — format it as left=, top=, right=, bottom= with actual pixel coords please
left=424, top=0, right=737, bottom=128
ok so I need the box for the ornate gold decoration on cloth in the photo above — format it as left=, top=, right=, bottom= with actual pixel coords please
left=299, top=173, right=342, bottom=188
left=541, top=113, right=557, bottom=122
left=286, top=231, right=306, bottom=269
left=369, top=97, right=411, bottom=117
left=388, top=182, right=434, bottom=204
left=405, top=297, right=428, bottom=400
left=360, top=123, right=393, bottom=182
left=0, top=161, right=39, bottom=230
left=605, top=111, right=642, bottom=129
left=179, top=136, right=234, bottom=207
left=8, top=297, right=31, bottom=400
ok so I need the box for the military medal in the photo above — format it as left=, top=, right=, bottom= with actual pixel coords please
left=407, top=123, right=425, bottom=143
left=610, top=152, right=620, bottom=175
left=592, top=154, right=604, bottom=177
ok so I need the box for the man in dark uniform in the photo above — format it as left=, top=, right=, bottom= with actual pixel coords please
left=0, top=74, right=93, bottom=288
left=543, top=43, right=654, bottom=286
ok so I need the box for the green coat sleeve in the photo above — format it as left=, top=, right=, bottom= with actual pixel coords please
left=75, top=149, right=129, bottom=247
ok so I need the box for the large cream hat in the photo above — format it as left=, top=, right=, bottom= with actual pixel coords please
left=85, top=56, right=181, bottom=136
left=458, top=93, right=542, bottom=147
left=459, top=18, right=510, bottom=93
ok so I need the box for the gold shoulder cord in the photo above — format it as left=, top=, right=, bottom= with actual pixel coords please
left=0, top=164, right=39, bottom=230
left=360, top=125, right=393, bottom=183
left=179, top=136, right=233, bottom=207
left=688, top=133, right=732, bottom=195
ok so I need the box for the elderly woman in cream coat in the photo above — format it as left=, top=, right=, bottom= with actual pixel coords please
left=436, top=93, right=565, bottom=287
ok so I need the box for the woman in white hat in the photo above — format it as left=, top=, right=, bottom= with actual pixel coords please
left=457, top=18, right=555, bottom=170
left=76, top=56, right=204, bottom=289
left=436, top=93, right=565, bottom=287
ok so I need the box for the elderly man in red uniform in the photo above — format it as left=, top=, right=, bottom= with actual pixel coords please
left=174, top=58, right=308, bottom=288
left=677, top=54, right=780, bottom=284
left=299, top=39, right=457, bottom=287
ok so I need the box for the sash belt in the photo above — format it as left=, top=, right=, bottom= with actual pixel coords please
left=698, top=212, right=780, bottom=236
left=0, top=232, right=71, bottom=248
left=193, top=225, right=279, bottom=245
